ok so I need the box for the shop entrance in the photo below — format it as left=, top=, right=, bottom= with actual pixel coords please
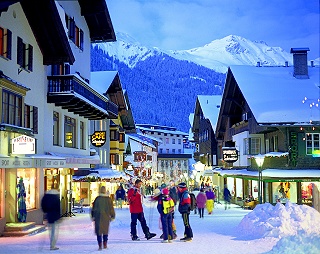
left=5, top=168, right=17, bottom=223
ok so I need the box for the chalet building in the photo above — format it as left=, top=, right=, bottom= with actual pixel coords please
left=214, top=48, right=320, bottom=210
left=136, top=124, right=192, bottom=183
left=0, top=0, right=117, bottom=235
left=192, top=95, right=221, bottom=168
left=125, top=133, right=159, bottom=186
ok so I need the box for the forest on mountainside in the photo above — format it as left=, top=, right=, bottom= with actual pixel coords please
left=91, top=45, right=225, bottom=132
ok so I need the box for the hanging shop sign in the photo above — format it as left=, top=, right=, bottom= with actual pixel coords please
left=91, top=131, right=106, bottom=147
left=222, top=147, right=238, bottom=163
left=11, top=135, right=35, bottom=154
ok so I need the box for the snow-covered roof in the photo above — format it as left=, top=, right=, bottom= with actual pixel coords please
left=197, top=95, right=222, bottom=130
left=127, top=134, right=156, bottom=148
left=90, top=71, right=118, bottom=94
left=230, top=65, right=320, bottom=124
left=137, top=126, right=188, bottom=136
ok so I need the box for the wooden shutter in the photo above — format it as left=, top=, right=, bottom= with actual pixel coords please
left=28, top=44, right=33, bottom=71
left=33, top=106, right=38, bottom=134
left=17, top=36, right=23, bottom=66
left=79, top=29, right=84, bottom=50
left=6, top=29, right=12, bottom=59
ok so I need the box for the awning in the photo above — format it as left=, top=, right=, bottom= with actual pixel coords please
left=47, top=152, right=100, bottom=167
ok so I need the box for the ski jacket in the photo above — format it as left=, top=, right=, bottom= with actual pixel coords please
left=128, top=187, right=143, bottom=213
left=196, top=192, right=207, bottom=209
left=178, top=189, right=191, bottom=214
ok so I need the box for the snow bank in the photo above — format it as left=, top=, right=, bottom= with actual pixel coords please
left=237, top=201, right=320, bottom=238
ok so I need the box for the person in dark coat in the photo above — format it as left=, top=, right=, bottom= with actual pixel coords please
left=223, top=184, right=232, bottom=210
left=177, top=182, right=193, bottom=242
left=41, top=188, right=61, bottom=251
left=127, top=179, right=156, bottom=241
left=115, top=185, right=126, bottom=209
left=91, top=186, right=115, bottom=250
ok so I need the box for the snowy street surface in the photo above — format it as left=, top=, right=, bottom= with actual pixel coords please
left=0, top=200, right=319, bottom=253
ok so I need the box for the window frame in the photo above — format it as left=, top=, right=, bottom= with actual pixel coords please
left=306, top=133, right=320, bottom=155
left=64, top=116, right=76, bottom=148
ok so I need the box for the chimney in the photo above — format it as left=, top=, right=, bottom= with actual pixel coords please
left=285, top=61, right=289, bottom=67
left=256, top=61, right=261, bottom=67
left=290, top=48, right=310, bottom=79
left=311, top=60, right=314, bottom=67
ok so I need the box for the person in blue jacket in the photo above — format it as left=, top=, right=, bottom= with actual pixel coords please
left=115, top=185, right=126, bottom=209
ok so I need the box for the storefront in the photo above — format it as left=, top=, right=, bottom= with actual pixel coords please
left=213, top=168, right=320, bottom=211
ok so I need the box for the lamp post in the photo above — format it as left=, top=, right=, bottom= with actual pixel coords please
left=255, top=154, right=265, bottom=204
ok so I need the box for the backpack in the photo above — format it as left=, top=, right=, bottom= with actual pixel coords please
left=189, top=193, right=196, bottom=211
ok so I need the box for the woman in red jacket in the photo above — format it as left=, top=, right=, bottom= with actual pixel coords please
left=127, top=179, right=156, bottom=241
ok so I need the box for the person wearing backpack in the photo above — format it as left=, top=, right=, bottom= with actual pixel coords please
left=177, top=182, right=193, bottom=242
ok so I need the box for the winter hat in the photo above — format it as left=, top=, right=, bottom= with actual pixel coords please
left=160, top=183, right=167, bottom=189
left=153, top=188, right=161, bottom=196
left=162, top=188, right=169, bottom=195
left=178, top=182, right=187, bottom=188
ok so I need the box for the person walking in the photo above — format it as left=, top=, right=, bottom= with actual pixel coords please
left=115, top=185, right=126, bottom=209
left=41, top=188, right=61, bottom=251
left=177, top=182, right=193, bottom=242
left=91, top=186, right=115, bottom=250
left=127, top=179, right=156, bottom=241
left=168, top=180, right=178, bottom=239
left=223, top=184, right=232, bottom=210
left=196, top=188, right=207, bottom=218
left=205, top=188, right=215, bottom=214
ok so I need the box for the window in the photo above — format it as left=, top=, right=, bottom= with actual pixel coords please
left=306, top=133, right=320, bottom=155
left=64, top=116, right=76, bottom=148
left=119, top=133, right=125, bottom=143
left=65, top=15, right=84, bottom=50
left=166, top=138, right=169, bottom=144
left=110, top=130, right=119, bottom=141
left=80, top=121, right=85, bottom=149
left=17, top=37, right=33, bottom=71
left=178, top=149, right=181, bottom=154
left=17, top=168, right=36, bottom=209
left=178, top=139, right=181, bottom=144
left=166, top=149, right=169, bottom=154
left=1, top=90, right=22, bottom=126
left=172, top=138, right=175, bottom=144
left=51, top=63, right=70, bottom=75
left=24, top=104, right=38, bottom=134
left=244, top=137, right=261, bottom=155
left=110, top=154, right=120, bottom=165
left=159, top=148, right=163, bottom=153
left=0, top=27, right=12, bottom=59
left=53, top=111, right=59, bottom=146
left=172, top=149, right=175, bottom=154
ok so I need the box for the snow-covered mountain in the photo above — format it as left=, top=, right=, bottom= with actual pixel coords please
left=98, top=32, right=294, bottom=73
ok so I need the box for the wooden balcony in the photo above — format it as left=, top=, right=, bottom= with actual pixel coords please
left=47, top=75, right=118, bottom=120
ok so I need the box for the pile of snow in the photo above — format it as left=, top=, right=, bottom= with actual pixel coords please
left=237, top=201, right=320, bottom=239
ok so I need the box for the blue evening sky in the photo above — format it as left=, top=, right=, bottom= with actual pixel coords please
left=107, top=0, right=320, bottom=59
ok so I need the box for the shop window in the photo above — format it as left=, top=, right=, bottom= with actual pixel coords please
left=64, top=116, right=76, bottom=148
left=45, top=169, right=60, bottom=190
left=243, top=137, right=261, bottom=155
left=0, top=27, right=12, bottom=59
left=17, top=168, right=36, bottom=209
left=1, top=89, right=22, bottom=126
left=53, top=111, right=60, bottom=146
left=80, top=121, right=85, bottom=149
left=306, top=133, right=320, bottom=155
left=272, top=182, right=297, bottom=204
left=301, top=182, right=314, bottom=205
left=17, top=37, right=33, bottom=72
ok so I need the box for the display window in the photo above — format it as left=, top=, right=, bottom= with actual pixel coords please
left=45, top=169, right=60, bottom=190
left=17, top=168, right=36, bottom=210
left=301, top=182, right=314, bottom=205
left=272, top=182, right=297, bottom=203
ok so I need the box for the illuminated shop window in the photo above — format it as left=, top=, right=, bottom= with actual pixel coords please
left=17, top=168, right=36, bottom=209
left=306, top=133, right=320, bottom=155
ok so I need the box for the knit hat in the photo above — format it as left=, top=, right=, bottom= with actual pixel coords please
left=162, top=188, right=169, bottom=195
left=153, top=188, right=161, bottom=196
left=178, top=182, right=187, bottom=188
left=160, top=183, right=167, bottom=189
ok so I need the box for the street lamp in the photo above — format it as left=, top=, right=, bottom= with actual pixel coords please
left=254, top=154, right=265, bottom=204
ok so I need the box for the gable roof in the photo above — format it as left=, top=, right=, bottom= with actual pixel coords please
left=229, top=65, right=320, bottom=125
left=197, top=95, right=222, bottom=130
